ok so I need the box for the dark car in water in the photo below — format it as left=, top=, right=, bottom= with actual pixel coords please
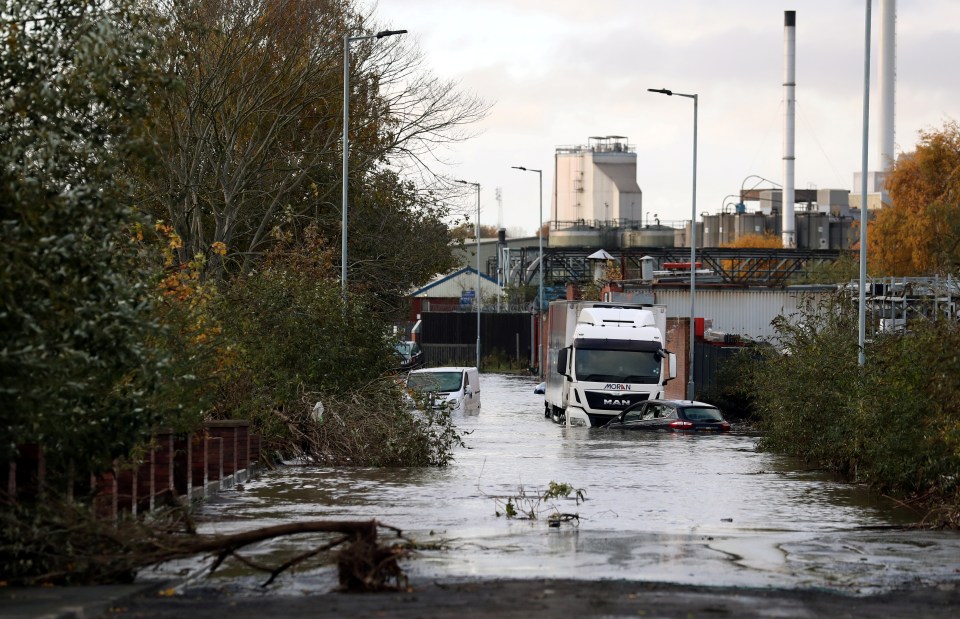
left=603, top=399, right=731, bottom=433
left=394, top=340, right=424, bottom=371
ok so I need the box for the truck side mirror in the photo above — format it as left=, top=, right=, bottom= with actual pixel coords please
left=667, top=352, right=678, bottom=381
left=557, top=348, right=570, bottom=377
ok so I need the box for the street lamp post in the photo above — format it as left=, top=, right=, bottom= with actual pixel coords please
left=456, top=179, right=482, bottom=370
left=342, top=28, right=407, bottom=294
left=649, top=87, right=698, bottom=401
left=511, top=166, right=543, bottom=374
left=858, top=0, right=872, bottom=366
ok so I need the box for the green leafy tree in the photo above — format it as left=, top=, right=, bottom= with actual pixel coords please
left=0, top=0, right=172, bottom=470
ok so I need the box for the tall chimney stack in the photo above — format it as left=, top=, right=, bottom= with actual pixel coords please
left=878, top=0, right=896, bottom=174
left=782, top=10, right=797, bottom=248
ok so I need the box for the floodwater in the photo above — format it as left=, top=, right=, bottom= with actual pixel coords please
left=165, top=373, right=960, bottom=595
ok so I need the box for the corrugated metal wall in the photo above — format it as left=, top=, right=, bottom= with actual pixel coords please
left=651, top=287, right=833, bottom=341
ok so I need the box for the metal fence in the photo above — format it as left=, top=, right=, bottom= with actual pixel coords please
left=421, top=344, right=477, bottom=368
left=419, top=311, right=536, bottom=368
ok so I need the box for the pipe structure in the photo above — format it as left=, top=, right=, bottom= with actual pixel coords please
left=782, top=11, right=797, bottom=248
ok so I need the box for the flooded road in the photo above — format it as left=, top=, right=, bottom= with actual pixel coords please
left=183, top=373, right=960, bottom=594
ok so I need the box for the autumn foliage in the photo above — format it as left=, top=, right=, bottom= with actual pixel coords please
left=723, top=233, right=783, bottom=249
left=720, top=233, right=786, bottom=281
left=868, top=120, right=960, bottom=275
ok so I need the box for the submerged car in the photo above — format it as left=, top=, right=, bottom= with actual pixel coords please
left=405, top=367, right=480, bottom=415
left=603, top=399, right=731, bottom=433
left=394, top=340, right=424, bottom=370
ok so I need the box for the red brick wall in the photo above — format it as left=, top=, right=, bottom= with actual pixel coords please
left=665, top=317, right=690, bottom=400
left=116, top=466, right=137, bottom=514
left=207, top=436, right=223, bottom=482
left=7, top=422, right=258, bottom=514
left=192, top=434, right=208, bottom=488
left=208, top=424, right=238, bottom=476
left=173, top=435, right=192, bottom=497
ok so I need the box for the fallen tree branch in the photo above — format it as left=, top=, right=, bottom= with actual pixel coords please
left=3, top=498, right=411, bottom=591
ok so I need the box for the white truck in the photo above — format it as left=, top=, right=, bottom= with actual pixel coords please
left=544, top=301, right=677, bottom=427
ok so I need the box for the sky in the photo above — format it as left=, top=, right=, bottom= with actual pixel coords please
left=368, top=0, right=960, bottom=236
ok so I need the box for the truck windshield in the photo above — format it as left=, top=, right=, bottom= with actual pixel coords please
left=574, top=349, right=661, bottom=383
left=407, top=371, right=463, bottom=393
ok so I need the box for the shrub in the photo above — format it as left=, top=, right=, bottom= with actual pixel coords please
left=748, top=291, right=960, bottom=521
left=213, top=263, right=462, bottom=466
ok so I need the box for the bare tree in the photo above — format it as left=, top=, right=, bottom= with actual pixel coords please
left=137, top=0, right=488, bottom=283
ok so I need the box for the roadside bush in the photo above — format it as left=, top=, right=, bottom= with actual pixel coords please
left=859, top=320, right=960, bottom=502
left=281, top=380, right=463, bottom=467
left=750, top=294, right=864, bottom=474
left=212, top=252, right=461, bottom=466
left=748, top=291, right=960, bottom=523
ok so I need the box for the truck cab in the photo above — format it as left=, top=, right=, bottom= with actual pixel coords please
left=546, top=304, right=677, bottom=427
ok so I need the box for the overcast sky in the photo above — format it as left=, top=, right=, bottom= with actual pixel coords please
left=369, top=0, right=960, bottom=236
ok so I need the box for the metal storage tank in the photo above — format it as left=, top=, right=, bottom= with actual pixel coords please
left=797, top=213, right=830, bottom=249
left=736, top=213, right=766, bottom=239
left=548, top=227, right=604, bottom=248
left=620, top=226, right=675, bottom=248
left=701, top=215, right=720, bottom=247
left=600, top=227, right=622, bottom=250
left=717, top=213, right=737, bottom=245
left=830, top=218, right=855, bottom=249
left=674, top=227, right=687, bottom=248
left=678, top=221, right=702, bottom=248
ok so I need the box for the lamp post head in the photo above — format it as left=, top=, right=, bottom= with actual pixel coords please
left=376, top=29, right=408, bottom=38
left=649, top=87, right=697, bottom=101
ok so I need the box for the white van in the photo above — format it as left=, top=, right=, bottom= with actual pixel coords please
left=406, top=367, right=480, bottom=415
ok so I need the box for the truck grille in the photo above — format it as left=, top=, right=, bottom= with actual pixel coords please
left=583, top=391, right=649, bottom=411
